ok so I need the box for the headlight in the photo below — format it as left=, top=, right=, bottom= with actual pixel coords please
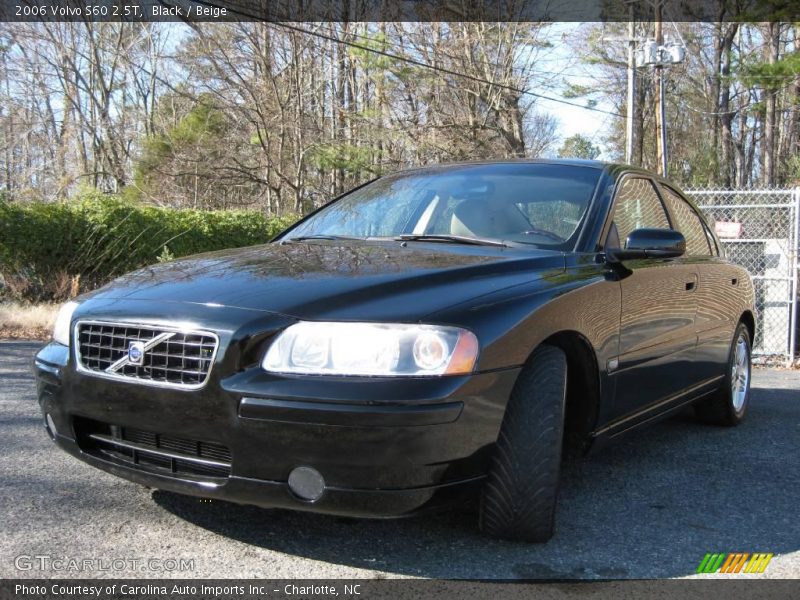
left=262, top=322, right=479, bottom=376
left=52, top=301, right=80, bottom=346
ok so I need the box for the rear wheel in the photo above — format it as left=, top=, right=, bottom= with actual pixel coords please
left=695, top=322, right=751, bottom=426
left=479, top=345, right=567, bottom=542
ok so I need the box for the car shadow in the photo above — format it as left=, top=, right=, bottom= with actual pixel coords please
left=153, top=385, right=798, bottom=579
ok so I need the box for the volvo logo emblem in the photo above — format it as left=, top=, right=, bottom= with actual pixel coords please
left=106, top=332, right=175, bottom=374
left=127, top=341, right=145, bottom=366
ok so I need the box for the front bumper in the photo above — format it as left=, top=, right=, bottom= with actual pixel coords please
left=35, top=342, right=520, bottom=518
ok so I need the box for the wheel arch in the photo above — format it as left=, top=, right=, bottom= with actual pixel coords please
left=740, top=310, right=755, bottom=344
left=538, top=330, right=601, bottom=456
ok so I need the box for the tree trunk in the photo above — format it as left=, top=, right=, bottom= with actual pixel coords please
left=718, top=23, right=738, bottom=188
left=762, top=22, right=780, bottom=186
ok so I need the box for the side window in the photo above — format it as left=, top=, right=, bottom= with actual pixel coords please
left=660, top=185, right=711, bottom=256
left=607, top=177, right=670, bottom=248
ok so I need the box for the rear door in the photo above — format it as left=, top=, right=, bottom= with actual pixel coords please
left=659, top=183, right=734, bottom=383
left=605, top=176, right=700, bottom=422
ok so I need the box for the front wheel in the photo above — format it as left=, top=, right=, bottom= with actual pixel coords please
left=479, top=345, right=567, bottom=542
left=695, top=322, right=751, bottom=426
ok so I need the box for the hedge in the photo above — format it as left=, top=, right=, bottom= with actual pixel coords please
left=0, top=194, right=298, bottom=303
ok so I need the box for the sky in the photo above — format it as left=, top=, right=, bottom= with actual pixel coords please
left=539, top=96, right=616, bottom=156
left=534, top=23, right=619, bottom=158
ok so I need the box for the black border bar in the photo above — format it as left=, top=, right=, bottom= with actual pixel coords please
left=2, top=0, right=799, bottom=22
left=3, top=579, right=800, bottom=600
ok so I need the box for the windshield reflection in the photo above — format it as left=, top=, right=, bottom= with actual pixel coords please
left=285, top=163, right=602, bottom=249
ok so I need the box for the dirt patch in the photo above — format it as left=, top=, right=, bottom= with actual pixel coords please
left=0, top=302, right=57, bottom=341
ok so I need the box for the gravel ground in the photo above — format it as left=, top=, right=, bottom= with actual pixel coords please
left=1, top=340, right=798, bottom=580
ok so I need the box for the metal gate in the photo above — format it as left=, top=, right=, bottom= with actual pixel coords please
left=686, top=188, right=799, bottom=364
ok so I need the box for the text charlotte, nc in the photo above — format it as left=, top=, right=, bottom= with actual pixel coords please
left=16, top=583, right=362, bottom=597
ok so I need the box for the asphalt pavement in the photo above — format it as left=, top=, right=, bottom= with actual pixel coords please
left=1, top=341, right=798, bottom=579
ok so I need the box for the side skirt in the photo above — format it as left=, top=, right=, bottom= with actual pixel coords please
left=589, top=375, right=724, bottom=445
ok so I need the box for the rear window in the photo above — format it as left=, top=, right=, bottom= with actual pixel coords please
left=660, top=185, right=711, bottom=256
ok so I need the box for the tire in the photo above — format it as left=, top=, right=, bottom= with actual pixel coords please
left=479, top=345, right=567, bottom=542
left=695, top=322, right=751, bottom=427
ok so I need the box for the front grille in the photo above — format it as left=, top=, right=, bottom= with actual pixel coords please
left=75, top=321, right=218, bottom=389
left=74, top=417, right=232, bottom=479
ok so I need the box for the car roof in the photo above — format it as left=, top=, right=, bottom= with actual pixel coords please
left=393, top=158, right=615, bottom=175
left=390, top=159, right=673, bottom=184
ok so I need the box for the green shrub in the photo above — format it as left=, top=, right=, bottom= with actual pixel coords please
left=0, top=193, right=298, bottom=303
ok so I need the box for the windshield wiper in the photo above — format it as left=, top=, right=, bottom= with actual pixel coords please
left=282, top=234, right=364, bottom=243
left=394, top=234, right=507, bottom=247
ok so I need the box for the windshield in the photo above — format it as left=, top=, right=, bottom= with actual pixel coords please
left=283, top=163, right=602, bottom=248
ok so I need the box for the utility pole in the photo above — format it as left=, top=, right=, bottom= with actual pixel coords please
left=654, top=2, right=668, bottom=176
left=604, top=10, right=638, bottom=165
left=625, top=15, right=636, bottom=165
left=634, top=11, right=684, bottom=176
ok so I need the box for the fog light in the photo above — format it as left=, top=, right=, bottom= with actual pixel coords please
left=44, top=413, right=56, bottom=439
left=287, top=466, right=325, bottom=502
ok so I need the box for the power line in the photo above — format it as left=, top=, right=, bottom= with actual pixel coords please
left=309, top=23, right=590, bottom=101
left=669, top=67, right=797, bottom=116
left=313, top=22, right=578, bottom=81
left=271, top=22, right=624, bottom=117
left=309, top=22, right=592, bottom=101
left=185, top=0, right=624, bottom=118
left=271, top=21, right=624, bottom=117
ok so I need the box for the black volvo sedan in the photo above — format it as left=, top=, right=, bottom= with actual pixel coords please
left=34, top=160, right=754, bottom=542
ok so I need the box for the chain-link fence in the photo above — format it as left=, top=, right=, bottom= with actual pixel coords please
left=685, top=188, right=799, bottom=364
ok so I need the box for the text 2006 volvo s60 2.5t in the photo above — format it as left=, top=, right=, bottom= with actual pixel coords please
left=34, top=160, right=754, bottom=541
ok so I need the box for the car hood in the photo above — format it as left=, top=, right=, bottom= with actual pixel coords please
left=85, top=241, right=566, bottom=321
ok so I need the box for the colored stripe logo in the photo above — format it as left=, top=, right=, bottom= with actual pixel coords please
left=696, top=553, right=773, bottom=574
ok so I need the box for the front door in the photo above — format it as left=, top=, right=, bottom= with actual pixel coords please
left=605, top=177, right=699, bottom=423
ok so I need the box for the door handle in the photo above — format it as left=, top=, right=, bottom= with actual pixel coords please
left=685, top=275, right=698, bottom=292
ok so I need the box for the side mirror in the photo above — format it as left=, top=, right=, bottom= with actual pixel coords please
left=606, top=228, right=686, bottom=263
